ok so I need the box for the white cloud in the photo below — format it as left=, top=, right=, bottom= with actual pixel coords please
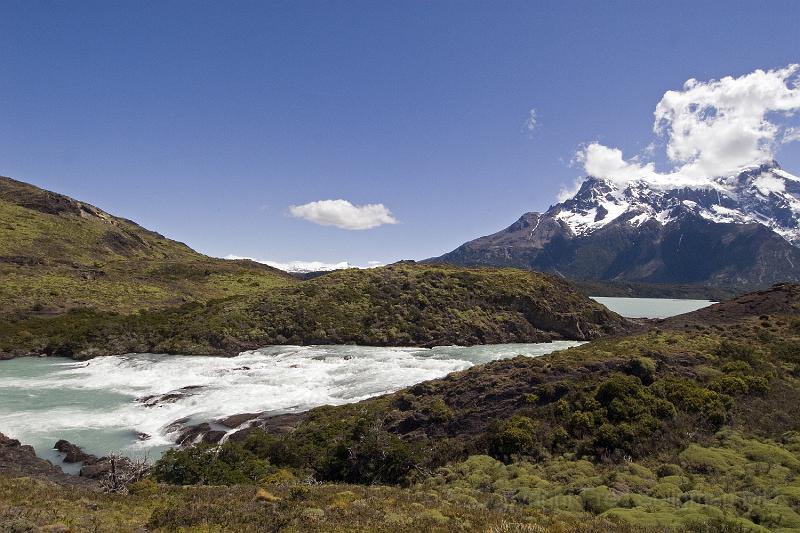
left=288, top=199, right=398, bottom=230
left=577, top=64, right=800, bottom=188
left=576, top=143, right=657, bottom=182
left=784, top=127, right=800, bottom=144
left=523, top=108, right=538, bottom=134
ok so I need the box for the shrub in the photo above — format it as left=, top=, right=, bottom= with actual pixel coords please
left=427, top=398, right=454, bottom=422
left=709, top=376, right=749, bottom=396
left=127, top=478, right=159, bottom=496
left=623, top=356, right=657, bottom=384
left=656, top=463, right=683, bottom=478
left=580, top=485, right=617, bottom=514
left=771, top=340, right=800, bottom=363
left=488, top=416, right=539, bottom=462
left=151, top=441, right=271, bottom=485
left=260, top=468, right=296, bottom=485
left=585, top=374, right=675, bottom=457
left=721, top=360, right=752, bottom=375
left=653, top=378, right=731, bottom=428
left=319, top=421, right=419, bottom=484
left=716, top=341, right=758, bottom=365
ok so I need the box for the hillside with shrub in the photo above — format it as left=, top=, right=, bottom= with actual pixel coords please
left=0, top=262, right=629, bottom=358
left=0, top=176, right=629, bottom=359
left=133, top=283, right=800, bottom=531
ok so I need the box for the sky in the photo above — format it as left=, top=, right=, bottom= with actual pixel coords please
left=1, top=1, right=799, bottom=268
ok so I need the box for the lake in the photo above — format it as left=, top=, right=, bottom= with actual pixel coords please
left=591, top=296, right=715, bottom=319
left=0, top=341, right=582, bottom=471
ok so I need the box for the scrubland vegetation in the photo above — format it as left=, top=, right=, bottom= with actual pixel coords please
left=0, top=263, right=626, bottom=358
left=5, top=299, right=800, bottom=531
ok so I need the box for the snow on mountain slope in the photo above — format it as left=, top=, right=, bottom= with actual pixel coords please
left=551, top=161, right=800, bottom=245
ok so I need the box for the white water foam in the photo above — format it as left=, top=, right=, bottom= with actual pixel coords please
left=0, top=342, right=581, bottom=465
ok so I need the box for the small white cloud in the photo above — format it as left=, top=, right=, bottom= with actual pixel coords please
left=288, top=199, right=398, bottom=230
left=523, top=108, right=538, bottom=135
left=784, top=127, right=800, bottom=144
left=557, top=177, right=585, bottom=202
left=575, top=64, right=800, bottom=189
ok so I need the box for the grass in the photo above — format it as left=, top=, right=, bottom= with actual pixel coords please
left=0, top=475, right=664, bottom=532
left=0, top=263, right=628, bottom=358
left=134, top=306, right=800, bottom=530
left=0, top=177, right=297, bottom=320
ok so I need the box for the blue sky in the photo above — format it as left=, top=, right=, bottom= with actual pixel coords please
left=2, top=1, right=799, bottom=267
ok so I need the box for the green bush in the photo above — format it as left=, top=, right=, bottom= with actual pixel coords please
left=584, top=374, right=676, bottom=457
left=623, top=356, right=657, bottom=384
left=716, top=341, right=758, bottom=365
left=580, top=485, right=616, bottom=514
left=488, top=415, right=539, bottom=462
left=771, top=340, right=800, bottom=362
left=151, top=441, right=270, bottom=485
left=653, top=378, right=731, bottom=428
left=127, top=478, right=159, bottom=496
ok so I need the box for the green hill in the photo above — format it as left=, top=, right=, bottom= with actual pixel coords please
left=0, top=175, right=297, bottom=319
left=0, top=176, right=629, bottom=358
left=0, top=262, right=629, bottom=358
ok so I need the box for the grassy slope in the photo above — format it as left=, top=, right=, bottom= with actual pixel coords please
left=1, top=263, right=629, bottom=358
left=145, top=284, right=798, bottom=532
left=0, top=176, right=297, bottom=319
left=0, top=476, right=661, bottom=533
left=3, top=288, right=798, bottom=531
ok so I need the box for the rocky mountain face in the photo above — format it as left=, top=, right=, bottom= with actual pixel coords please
left=429, top=162, right=800, bottom=292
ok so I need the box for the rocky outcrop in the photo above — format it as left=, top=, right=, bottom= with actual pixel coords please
left=135, top=385, right=204, bottom=407
left=165, top=419, right=227, bottom=446
left=218, top=413, right=261, bottom=429
left=54, top=439, right=95, bottom=463
left=0, top=433, right=95, bottom=487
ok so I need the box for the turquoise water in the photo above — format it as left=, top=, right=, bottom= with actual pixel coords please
left=591, top=296, right=715, bottom=319
left=0, top=341, right=582, bottom=472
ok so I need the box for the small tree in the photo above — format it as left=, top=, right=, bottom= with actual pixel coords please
left=99, top=453, right=151, bottom=494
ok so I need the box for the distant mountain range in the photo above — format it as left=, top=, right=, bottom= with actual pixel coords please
left=428, top=161, right=800, bottom=293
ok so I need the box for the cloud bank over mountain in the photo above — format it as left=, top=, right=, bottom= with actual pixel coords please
left=577, top=64, right=800, bottom=189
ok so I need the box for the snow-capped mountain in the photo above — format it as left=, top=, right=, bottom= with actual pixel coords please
left=428, top=162, right=800, bottom=291
left=554, top=161, right=800, bottom=246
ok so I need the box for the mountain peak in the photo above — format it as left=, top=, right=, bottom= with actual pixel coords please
left=427, top=161, right=800, bottom=291
left=550, top=163, right=800, bottom=244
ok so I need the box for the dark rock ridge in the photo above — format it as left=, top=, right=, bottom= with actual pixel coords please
left=54, top=439, right=95, bottom=463
left=165, top=418, right=227, bottom=446
left=657, top=282, right=800, bottom=330
left=52, top=438, right=143, bottom=481
left=0, top=433, right=95, bottom=487
left=135, top=385, right=204, bottom=407
left=428, top=162, right=800, bottom=293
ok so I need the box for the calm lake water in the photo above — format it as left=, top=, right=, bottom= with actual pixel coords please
left=0, top=341, right=582, bottom=471
left=591, top=296, right=715, bottom=319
